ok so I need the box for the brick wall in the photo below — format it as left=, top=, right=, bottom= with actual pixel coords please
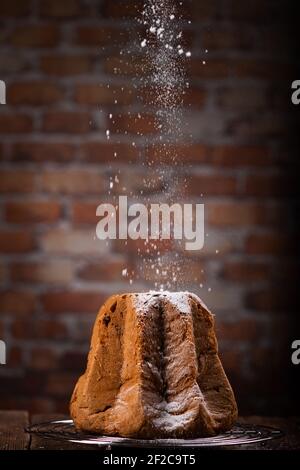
left=0, top=0, right=299, bottom=415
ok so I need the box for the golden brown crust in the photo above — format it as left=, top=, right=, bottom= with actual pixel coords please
left=70, top=292, right=238, bottom=438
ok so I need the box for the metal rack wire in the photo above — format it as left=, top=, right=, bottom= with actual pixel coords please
left=27, top=420, right=283, bottom=448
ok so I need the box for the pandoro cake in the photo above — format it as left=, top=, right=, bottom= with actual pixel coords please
left=70, top=291, right=238, bottom=438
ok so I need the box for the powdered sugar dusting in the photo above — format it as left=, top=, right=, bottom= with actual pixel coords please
left=132, top=290, right=207, bottom=315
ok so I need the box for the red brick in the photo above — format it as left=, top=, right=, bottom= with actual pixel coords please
left=0, top=114, right=33, bottom=133
left=40, top=0, right=84, bottom=18
left=0, top=0, right=30, bottom=16
left=40, top=55, right=92, bottom=75
left=0, top=231, right=35, bottom=253
left=11, top=25, right=60, bottom=47
left=246, top=233, right=293, bottom=255
left=140, top=87, right=206, bottom=108
left=145, top=143, right=209, bottom=164
left=211, top=145, right=271, bottom=167
left=101, top=0, right=140, bottom=18
left=11, top=142, right=74, bottom=162
left=0, top=290, right=36, bottom=316
left=1, top=55, right=32, bottom=75
left=114, top=238, right=173, bottom=256
left=229, top=113, right=288, bottom=138
left=223, top=261, right=270, bottom=282
left=42, top=111, right=91, bottom=133
left=208, top=202, right=268, bottom=226
left=109, top=114, right=158, bottom=135
left=72, top=201, right=98, bottom=225
left=0, top=170, right=35, bottom=193
left=40, top=170, right=105, bottom=194
left=41, top=291, right=105, bottom=314
left=107, top=168, right=166, bottom=195
left=41, top=229, right=107, bottom=255
left=12, top=319, right=67, bottom=340
left=60, top=351, right=87, bottom=371
left=75, top=84, right=133, bottom=106
left=37, top=320, right=68, bottom=340
left=8, top=82, right=63, bottom=105
left=217, top=319, right=259, bottom=342
left=218, top=350, right=241, bottom=374
left=5, top=201, right=61, bottom=224
left=81, top=141, right=139, bottom=163
left=190, top=58, right=284, bottom=80
left=10, top=320, right=41, bottom=340
left=218, top=87, right=266, bottom=109
left=104, top=56, right=150, bottom=76
left=184, top=88, right=206, bottom=108
left=11, top=260, right=73, bottom=284
left=78, top=258, right=127, bottom=282
left=0, top=143, right=5, bottom=160
left=0, top=319, right=4, bottom=336
left=0, top=261, right=6, bottom=283
left=142, top=260, right=205, bottom=284
left=202, top=28, right=252, bottom=50
left=187, top=175, right=237, bottom=196
left=30, top=348, right=58, bottom=370
left=0, top=397, right=56, bottom=414
left=190, top=59, right=233, bottom=79
left=46, top=371, right=78, bottom=397
left=7, top=347, right=23, bottom=367
left=76, top=27, right=130, bottom=46
left=235, top=59, right=292, bottom=80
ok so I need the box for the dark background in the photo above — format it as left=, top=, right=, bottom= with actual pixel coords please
left=0, top=0, right=299, bottom=416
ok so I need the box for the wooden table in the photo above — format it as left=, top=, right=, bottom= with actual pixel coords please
left=0, top=411, right=299, bottom=450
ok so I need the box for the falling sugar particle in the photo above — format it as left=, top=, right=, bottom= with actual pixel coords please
left=127, top=0, right=198, bottom=291
left=216, top=249, right=219, bottom=254
left=122, top=268, right=127, bottom=277
left=208, top=287, right=212, bottom=292
left=109, top=114, right=113, bottom=119
left=106, top=130, right=110, bottom=139
left=202, top=60, right=206, bottom=65
left=110, top=181, right=113, bottom=189
left=129, top=279, right=133, bottom=285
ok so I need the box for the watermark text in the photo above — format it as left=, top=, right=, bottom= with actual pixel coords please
left=0, top=80, right=6, bottom=104
left=96, top=196, right=204, bottom=251
left=0, top=340, right=6, bottom=365
left=291, top=340, right=300, bottom=365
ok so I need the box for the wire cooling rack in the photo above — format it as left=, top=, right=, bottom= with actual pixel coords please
left=27, top=420, right=283, bottom=448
